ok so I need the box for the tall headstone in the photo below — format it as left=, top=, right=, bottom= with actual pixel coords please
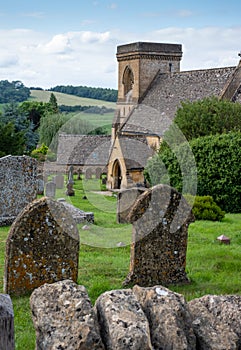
left=4, top=197, right=79, bottom=296
left=123, top=184, right=194, bottom=287
left=0, top=155, right=37, bottom=226
left=0, top=294, right=15, bottom=349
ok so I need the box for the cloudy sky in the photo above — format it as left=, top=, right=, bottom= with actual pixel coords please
left=1, top=0, right=241, bottom=89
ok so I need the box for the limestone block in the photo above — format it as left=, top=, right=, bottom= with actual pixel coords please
left=133, top=285, right=196, bottom=350
left=95, top=289, right=153, bottom=350
left=30, top=280, right=104, bottom=350
left=189, top=295, right=240, bottom=350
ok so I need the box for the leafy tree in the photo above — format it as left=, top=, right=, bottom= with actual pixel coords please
left=19, top=101, right=52, bottom=130
left=0, top=122, right=25, bottom=156
left=0, top=103, right=38, bottom=154
left=174, top=97, right=241, bottom=140
left=0, top=80, right=30, bottom=103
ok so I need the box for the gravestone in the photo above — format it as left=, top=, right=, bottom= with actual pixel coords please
left=77, top=168, right=82, bottom=180
left=95, top=167, right=102, bottom=179
left=4, top=197, right=79, bottom=296
left=123, top=184, right=194, bottom=287
left=0, top=155, right=37, bottom=226
left=0, top=294, right=15, bottom=349
left=85, top=168, right=92, bottom=179
left=67, top=165, right=74, bottom=184
left=37, top=178, right=44, bottom=195
left=45, top=181, right=56, bottom=198
left=117, top=187, right=146, bottom=223
left=53, top=174, right=64, bottom=189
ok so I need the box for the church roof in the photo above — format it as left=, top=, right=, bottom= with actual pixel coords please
left=121, top=66, right=236, bottom=136
left=57, top=134, right=111, bottom=166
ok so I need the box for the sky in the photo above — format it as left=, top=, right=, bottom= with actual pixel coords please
left=1, top=0, right=241, bottom=89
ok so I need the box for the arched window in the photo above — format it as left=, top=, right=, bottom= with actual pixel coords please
left=122, top=66, right=134, bottom=96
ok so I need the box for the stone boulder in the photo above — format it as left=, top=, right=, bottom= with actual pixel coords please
left=30, top=280, right=104, bottom=350
left=133, top=285, right=196, bottom=350
left=189, top=295, right=241, bottom=350
left=95, top=289, right=152, bottom=350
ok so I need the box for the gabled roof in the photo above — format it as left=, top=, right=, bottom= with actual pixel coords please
left=57, top=134, right=111, bottom=166
left=118, top=135, right=154, bottom=170
left=121, top=66, right=236, bottom=136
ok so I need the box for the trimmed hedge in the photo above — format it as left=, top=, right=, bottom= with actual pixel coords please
left=145, top=132, right=241, bottom=213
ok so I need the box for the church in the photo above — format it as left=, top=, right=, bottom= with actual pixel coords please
left=106, top=41, right=241, bottom=190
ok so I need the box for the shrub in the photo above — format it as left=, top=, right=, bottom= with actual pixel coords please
left=185, top=195, right=225, bottom=221
left=145, top=132, right=241, bottom=213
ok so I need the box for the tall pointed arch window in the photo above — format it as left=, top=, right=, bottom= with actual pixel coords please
left=122, top=66, right=134, bottom=97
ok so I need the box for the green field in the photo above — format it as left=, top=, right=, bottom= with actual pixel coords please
left=30, top=89, right=116, bottom=108
left=0, top=177, right=241, bottom=348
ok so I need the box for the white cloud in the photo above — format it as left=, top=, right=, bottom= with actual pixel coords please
left=0, top=26, right=241, bottom=89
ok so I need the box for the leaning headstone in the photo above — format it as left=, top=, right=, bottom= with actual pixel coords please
left=30, top=280, right=104, bottom=350
left=0, top=155, right=37, bottom=226
left=53, top=174, right=64, bottom=189
left=0, top=294, right=15, bottom=349
left=117, top=187, right=146, bottom=223
left=45, top=181, right=56, bottom=198
left=4, top=197, right=79, bottom=296
left=123, top=184, right=194, bottom=287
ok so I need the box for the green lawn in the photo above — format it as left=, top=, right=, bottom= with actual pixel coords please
left=0, top=176, right=240, bottom=349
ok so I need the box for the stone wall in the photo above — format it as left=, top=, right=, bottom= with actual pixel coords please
left=0, top=155, right=37, bottom=226
left=30, top=279, right=241, bottom=350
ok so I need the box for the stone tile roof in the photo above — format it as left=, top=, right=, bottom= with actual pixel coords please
left=57, top=134, right=111, bottom=166
left=118, top=136, right=154, bottom=170
left=121, top=66, right=236, bottom=136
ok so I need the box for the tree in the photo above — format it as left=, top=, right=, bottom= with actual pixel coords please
left=174, top=97, right=241, bottom=141
left=49, top=93, right=59, bottom=113
left=19, top=101, right=51, bottom=130
left=0, top=80, right=30, bottom=103
left=0, top=103, right=38, bottom=154
left=0, top=122, right=25, bottom=156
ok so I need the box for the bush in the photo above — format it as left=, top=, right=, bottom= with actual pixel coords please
left=145, top=132, right=241, bottom=213
left=185, top=195, right=225, bottom=221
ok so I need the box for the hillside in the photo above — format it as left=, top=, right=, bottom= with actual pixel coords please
left=30, top=90, right=116, bottom=108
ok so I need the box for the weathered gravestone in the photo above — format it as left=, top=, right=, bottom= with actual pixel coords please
left=37, top=178, right=44, bottom=195
left=4, top=197, right=79, bottom=296
left=0, top=155, right=37, bottom=226
left=117, top=187, right=146, bottom=223
left=45, top=181, right=56, bottom=198
left=53, top=174, right=64, bottom=189
left=123, top=184, right=195, bottom=287
left=0, top=294, right=15, bottom=349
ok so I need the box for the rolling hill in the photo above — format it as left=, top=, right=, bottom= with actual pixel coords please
left=30, top=89, right=116, bottom=108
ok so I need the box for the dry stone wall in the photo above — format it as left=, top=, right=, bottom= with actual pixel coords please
left=30, top=280, right=241, bottom=350
left=4, top=197, right=79, bottom=296
left=0, top=155, right=37, bottom=226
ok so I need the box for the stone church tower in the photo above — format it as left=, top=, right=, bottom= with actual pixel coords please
left=108, top=42, right=182, bottom=190
left=115, top=42, right=183, bottom=126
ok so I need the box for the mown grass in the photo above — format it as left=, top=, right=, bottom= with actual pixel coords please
left=30, top=89, right=116, bottom=108
left=0, top=176, right=240, bottom=349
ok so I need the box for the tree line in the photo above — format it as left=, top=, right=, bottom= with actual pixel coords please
left=49, top=85, right=117, bottom=102
left=0, top=80, right=30, bottom=103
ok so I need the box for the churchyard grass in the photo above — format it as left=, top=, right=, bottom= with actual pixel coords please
left=0, top=177, right=240, bottom=349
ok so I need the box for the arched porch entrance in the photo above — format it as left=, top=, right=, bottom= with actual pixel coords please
left=112, top=160, right=122, bottom=189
